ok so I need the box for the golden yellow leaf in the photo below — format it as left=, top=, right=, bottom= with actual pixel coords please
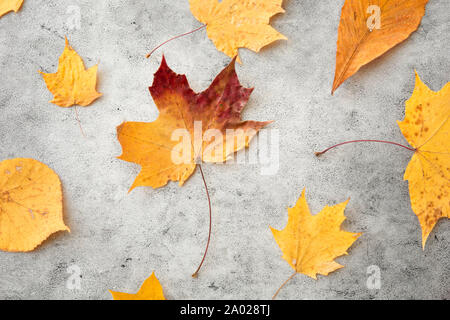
left=109, top=272, right=166, bottom=300
left=398, top=72, right=449, bottom=248
left=189, top=0, right=287, bottom=61
left=39, top=37, right=102, bottom=107
left=117, top=56, right=271, bottom=190
left=0, top=0, right=23, bottom=18
left=270, top=189, right=361, bottom=279
left=0, top=158, right=69, bottom=252
left=332, top=0, right=429, bottom=94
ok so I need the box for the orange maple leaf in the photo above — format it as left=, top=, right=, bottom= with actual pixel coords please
left=0, top=158, right=69, bottom=252
left=316, top=72, right=449, bottom=249
left=0, top=0, right=24, bottom=18
left=189, top=0, right=287, bottom=61
left=109, top=272, right=166, bottom=300
left=398, top=72, right=450, bottom=248
left=271, top=189, right=361, bottom=298
left=332, top=0, right=429, bottom=94
left=117, top=56, right=271, bottom=191
left=39, top=37, right=102, bottom=107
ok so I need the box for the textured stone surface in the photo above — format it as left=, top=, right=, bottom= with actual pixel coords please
left=0, top=0, right=448, bottom=300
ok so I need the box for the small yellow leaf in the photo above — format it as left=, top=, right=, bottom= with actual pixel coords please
left=189, top=0, right=287, bottom=61
left=398, top=72, right=450, bottom=248
left=0, top=0, right=23, bottom=18
left=270, top=189, right=361, bottom=279
left=39, top=37, right=102, bottom=107
left=109, top=272, right=166, bottom=300
left=0, top=158, right=69, bottom=252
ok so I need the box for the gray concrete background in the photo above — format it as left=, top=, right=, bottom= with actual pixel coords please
left=0, top=0, right=448, bottom=300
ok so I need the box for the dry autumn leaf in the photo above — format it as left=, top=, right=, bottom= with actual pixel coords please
left=109, top=272, right=166, bottom=300
left=332, top=0, right=429, bottom=94
left=270, top=189, right=361, bottom=299
left=117, top=56, right=271, bottom=191
left=398, top=72, right=449, bottom=248
left=0, top=0, right=23, bottom=18
left=39, top=37, right=102, bottom=107
left=0, top=158, right=69, bottom=252
left=316, top=72, right=449, bottom=249
left=189, top=0, right=287, bottom=61
left=117, top=55, right=270, bottom=277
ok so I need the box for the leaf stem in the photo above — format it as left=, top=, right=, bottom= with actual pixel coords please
left=272, top=271, right=297, bottom=300
left=146, top=25, right=206, bottom=59
left=192, top=164, right=212, bottom=278
left=74, top=106, right=86, bottom=138
left=315, top=139, right=415, bottom=156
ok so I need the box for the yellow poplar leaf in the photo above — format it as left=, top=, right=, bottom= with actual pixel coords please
left=0, top=0, right=23, bottom=18
left=398, top=72, right=450, bottom=248
left=332, top=0, right=429, bottom=94
left=109, top=272, right=166, bottom=300
left=189, top=0, right=287, bottom=61
left=39, top=37, right=102, bottom=107
left=270, top=189, right=361, bottom=279
left=0, top=158, right=69, bottom=252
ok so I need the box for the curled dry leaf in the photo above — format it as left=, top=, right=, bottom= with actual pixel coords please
left=109, top=272, right=166, bottom=300
left=0, top=158, right=69, bottom=252
left=271, top=189, right=361, bottom=280
left=332, top=0, right=429, bottom=94
left=189, top=0, right=287, bottom=61
left=0, top=0, right=23, bottom=18
left=117, top=56, right=271, bottom=191
left=398, top=72, right=449, bottom=248
left=39, top=37, right=102, bottom=107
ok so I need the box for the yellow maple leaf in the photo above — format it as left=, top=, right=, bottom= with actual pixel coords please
left=398, top=72, right=450, bottom=248
left=189, top=0, right=287, bottom=61
left=39, top=37, right=102, bottom=107
left=332, top=0, right=429, bottom=94
left=0, top=158, right=69, bottom=252
left=0, top=0, right=23, bottom=18
left=271, top=189, right=361, bottom=281
left=109, top=272, right=166, bottom=300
